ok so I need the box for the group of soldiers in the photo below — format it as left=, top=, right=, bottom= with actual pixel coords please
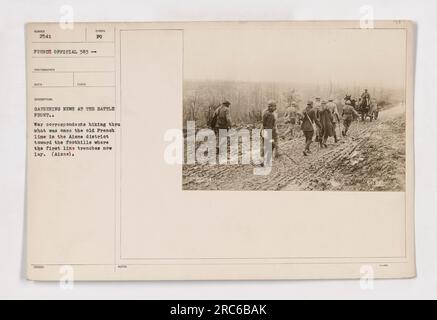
left=286, top=95, right=366, bottom=156
left=210, top=89, right=377, bottom=160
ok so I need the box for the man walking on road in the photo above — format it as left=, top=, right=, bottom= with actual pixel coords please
left=313, top=97, right=323, bottom=143
left=284, top=102, right=298, bottom=139
left=342, top=100, right=360, bottom=136
left=212, top=100, right=232, bottom=153
left=326, top=98, right=340, bottom=143
left=370, top=98, right=379, bottom=121
left=300, top=101, right=320, bottom=156
left=262, top=100, right=280, bottom=160
left=319, top=100, right=335, bottom=148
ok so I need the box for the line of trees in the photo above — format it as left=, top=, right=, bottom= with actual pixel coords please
left=183, top=80, right=403, bottom=128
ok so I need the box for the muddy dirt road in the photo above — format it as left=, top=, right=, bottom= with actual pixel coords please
left=183, top=104, right=406, bottom=191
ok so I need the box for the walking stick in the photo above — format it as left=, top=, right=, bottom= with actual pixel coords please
left=282, top=153, right=298, bottom=165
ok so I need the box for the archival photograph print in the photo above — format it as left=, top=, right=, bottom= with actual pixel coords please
left=182, top=26, right=407, bottom=191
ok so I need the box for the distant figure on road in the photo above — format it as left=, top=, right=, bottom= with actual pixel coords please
left=361, top=89, right=371, bottom=104
left=212, top=100, right=232, bottom=131
left=344, top=94, right=357, bottom=109
left=300, top=101, right=320, bottom=156
left=319, top=100, right=335, bottom=148
left=342, top=100, right=360, bottom=136
left=358, top=89, right=372, bottom=121
left=262, top=100, right=280, bottom=160
left=326, top=98, right=340, bottom=143
left=313, top=97, right=322, bottom=142
left=211, top=100, right=232, bottom=153
left=284, top=102, right=298, bottom=139
left=370, top=98, right=379, bottom=121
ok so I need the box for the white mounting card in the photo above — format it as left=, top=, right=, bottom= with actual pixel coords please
left=26, top=21, right=415, bottom=281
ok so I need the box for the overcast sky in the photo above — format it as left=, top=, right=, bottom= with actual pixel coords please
left=184, top=27, right=407, bottom=89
